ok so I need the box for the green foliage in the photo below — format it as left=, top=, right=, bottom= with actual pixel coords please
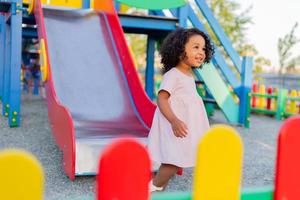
left=253, top=56, right=271, bottom=82
left=241, top=44, right=258, bottom=56
left=277, top=22, right=300, bottom=74
left=205, top=0, right=252, bottom=52
left=286, top=55, right=300, bottom=72
left=125, top=33, right=147, bottom=70
left=196, top=0, right=273, bottom=75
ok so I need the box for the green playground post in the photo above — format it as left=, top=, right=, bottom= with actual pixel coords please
left=276, top=89, right=288, bottom=120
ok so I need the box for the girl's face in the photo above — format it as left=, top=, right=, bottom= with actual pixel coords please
left=181, top=34, right=206, bottom=68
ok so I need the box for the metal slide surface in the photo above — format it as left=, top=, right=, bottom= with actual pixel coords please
left=38, top=7, right=155, bottom=176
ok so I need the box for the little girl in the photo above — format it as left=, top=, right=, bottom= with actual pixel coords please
left=148, top=28, right=215, bottom=192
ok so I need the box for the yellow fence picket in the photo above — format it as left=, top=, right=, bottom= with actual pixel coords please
left=0, top=149, right=44, bottom=200
left=193, top=125, right=243, bottom=200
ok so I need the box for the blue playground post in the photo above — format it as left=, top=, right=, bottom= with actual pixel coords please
left=9, top=1, right=22, bottom=127
left=145, top=36, right=155, bottom=100
left=82, top=0, right=90, bottom=9
left=169, top=4, right=188, bottom=28
left=178, top=4, right=188, bottom=28
left=2, top=14, right=11, bottom=118
left=0, top=15, right=5, bottom=102
left=238, top=57, right=253, bottom=128
left=33, top=75, right=40, bottom=95
left=114, top=1, right=120, bottom=12
left=0, top=0, right=22, bottom=127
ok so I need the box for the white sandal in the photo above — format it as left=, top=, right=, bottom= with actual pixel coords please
left=149, top=180, right=163, bottom=192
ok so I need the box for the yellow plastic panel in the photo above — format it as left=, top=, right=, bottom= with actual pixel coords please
left=23, top=0, right=35, bottom=14
left=120, top=3, right=130, bottom=13
left=40, top=39, right=49, bottom=82
left=0, top=149, right=44, bottom=200
left=44, top=0, right=82, bottom=8
left=193, top=125, right=243, bottom=200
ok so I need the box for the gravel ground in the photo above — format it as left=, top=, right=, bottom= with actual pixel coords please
left=0, top=95, right=283, bottom=199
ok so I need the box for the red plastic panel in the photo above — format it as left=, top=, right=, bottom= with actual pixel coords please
left=104, top=13, right=156, bottom=128
left=34, top=0, right=76, bottom=180
left=97, top=139, right=151, bottom=200
left=274, top=116, right=300, bottom=200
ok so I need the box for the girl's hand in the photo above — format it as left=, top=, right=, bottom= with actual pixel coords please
left=171, top=118, right=188, bottom=138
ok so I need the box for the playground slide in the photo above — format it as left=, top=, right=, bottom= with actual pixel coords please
left=34, top=1, right=156, bottom=179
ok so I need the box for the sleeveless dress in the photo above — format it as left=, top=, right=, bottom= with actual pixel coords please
left=148, top=68, right=210, bottom=167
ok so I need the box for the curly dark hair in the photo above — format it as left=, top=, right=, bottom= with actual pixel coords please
left=160, top=28, right=215, bottom=74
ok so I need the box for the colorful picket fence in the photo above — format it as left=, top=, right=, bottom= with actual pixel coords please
left=1, top=117, right=300, bottom=199
left=251, top=83, right=300, bottom=120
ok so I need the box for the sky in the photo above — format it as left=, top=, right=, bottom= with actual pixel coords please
left=236, top=0, right=300, bottom=67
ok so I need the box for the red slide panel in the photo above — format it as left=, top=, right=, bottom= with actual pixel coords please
left=104, top=13, right=156, bottom=128
left=34, top=0, right=76, bottom=180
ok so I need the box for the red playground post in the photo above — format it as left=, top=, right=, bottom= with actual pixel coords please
left=274, top=116, right=300, bottom=199
left=266, top=87, right=273, bottom=110
left=252, top=83, right=258, bottom=108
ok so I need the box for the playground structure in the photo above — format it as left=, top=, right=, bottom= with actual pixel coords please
left=1, top=116, right=300, bottom=199
left=0, top=0, right=253, bottom=179
left=251, top=83, right=300, bottom=120
left=0, top=0, right=253, bottom=128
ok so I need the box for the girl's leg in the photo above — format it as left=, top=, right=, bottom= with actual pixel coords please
left=153, top=163, right=179, bottom=188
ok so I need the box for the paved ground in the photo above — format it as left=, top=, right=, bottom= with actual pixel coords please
left=0, top=95, right=283, bottom=199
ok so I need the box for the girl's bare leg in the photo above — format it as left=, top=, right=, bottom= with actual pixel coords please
left=153, top=164, right=179, bottom=188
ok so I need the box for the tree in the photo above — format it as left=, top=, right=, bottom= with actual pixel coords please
left=277, top=22, right=300, bottom=74
left=204, top=0, right=252, bottom=53
left=125, top=33, right=147, bottom=70
left=286, top=55, right=300, bottom=73
left=253, top=56, right=271, bottom=82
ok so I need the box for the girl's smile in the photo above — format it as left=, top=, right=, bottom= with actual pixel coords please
left=178, top=35, right=206, bottom=70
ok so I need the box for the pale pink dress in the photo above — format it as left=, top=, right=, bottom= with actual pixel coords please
left=148, top=67, right=210, bottom=167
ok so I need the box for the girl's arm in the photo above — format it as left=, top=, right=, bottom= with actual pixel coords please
left=157, top=90, right=188, bottom=138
